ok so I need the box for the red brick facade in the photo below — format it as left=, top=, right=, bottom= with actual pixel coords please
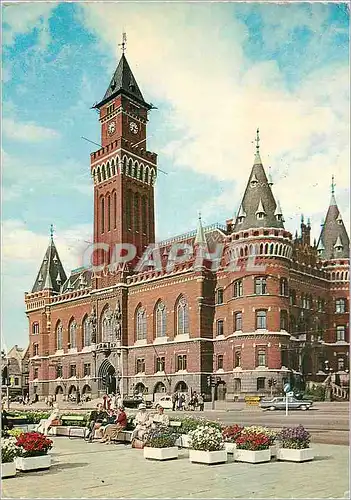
left=25, top=54, right=349, bottom=402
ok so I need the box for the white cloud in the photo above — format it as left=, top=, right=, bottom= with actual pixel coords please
left=3, top=118, right=59, bottom=142
left=2, top=2, right=55, bottom=47
left=1, top=219, right=92, bottom=348
left=79, top=2, right=349, bottom=237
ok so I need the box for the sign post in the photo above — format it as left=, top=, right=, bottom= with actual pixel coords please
left=283, top=383, right=291, bottom=416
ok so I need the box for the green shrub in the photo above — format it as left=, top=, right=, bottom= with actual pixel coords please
left=303, top=386, right=325, bottom=401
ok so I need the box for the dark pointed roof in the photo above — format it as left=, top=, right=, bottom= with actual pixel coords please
left=95, top=54, right=150, bottom=109
left=317, top=188, right=349, bottom=260
left=31, top=237, right=67, bottom=293
left=233, top=134, right=284, bottom=232
left=61, top=267, right=92, bottom=293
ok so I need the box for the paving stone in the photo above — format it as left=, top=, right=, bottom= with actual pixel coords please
left=1, top=437, right=349, bottom=499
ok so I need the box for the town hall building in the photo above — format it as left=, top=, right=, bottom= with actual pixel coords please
left=25, top=52, right=349, bottom=402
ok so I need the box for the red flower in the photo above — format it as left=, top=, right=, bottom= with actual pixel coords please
left=16, top=432, right=53, bottom=457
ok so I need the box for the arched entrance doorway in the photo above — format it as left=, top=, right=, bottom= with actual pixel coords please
left=98, top=359, right=116, bottom=394
left=134, top=383, right=146, bottom=396
left=82, top=384, right=92, bottom=401
left=55, top=385, right=64, bottom=402
left=174, top=381, right=188, bottom=394
left=153, top=382, right=166, bottom=402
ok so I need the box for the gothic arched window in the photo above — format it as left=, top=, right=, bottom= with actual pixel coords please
left=83, top=316, right=92, bottom=347
left=136, top=306, right=147, bottom=340
left=142, top=195, right=147, bottom=235
left=101, top=197, right=105, bottom=233
left=107, top=195, right=111, bottom=232
left=113, top=192, right=117, bottom=229
left=69, top=320, right=77, bottom=348
left=56, top=323, right=63, bottom=350
left=176, top=296, right=189, bottom=335
left=155, top=302, right=166, bottom=337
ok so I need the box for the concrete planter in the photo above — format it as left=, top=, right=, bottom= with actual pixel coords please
left=15, top=455, right=51, bottom=471
left=235, top=448, right=271, bottom=464
left=224, top=442, right=237, bottom=454
left=277, top=447, right=314, bottom=462
left=1, top=462, right=16, bottom=478
left=189, top=449, right=227, bottom=465
left=144, top=447, right=179, bottom=461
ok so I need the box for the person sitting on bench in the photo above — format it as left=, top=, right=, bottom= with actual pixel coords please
left=100, top=406, right=127, bottom=444
left=86, top=403, right=107, bottom=442
left=36, top=403, right=60, bottom=436
left=150, top=405, right=169, bottom=428
left=131, top=403, right=151, bottom=444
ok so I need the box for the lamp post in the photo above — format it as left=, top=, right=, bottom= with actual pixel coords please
left=1, top=350, right=10, bottom=409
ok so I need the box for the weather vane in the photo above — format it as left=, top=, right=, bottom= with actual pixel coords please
left=331, top=174, right=335, bottom=195
left=50, top=224, right=54, bottom=241
left=119, top=32, right=127, bottom=54
left=255, top=128, right=260, bottom=153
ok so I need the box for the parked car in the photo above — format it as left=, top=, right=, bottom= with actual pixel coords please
left=260, top=396, right=313, bottom=411
left=123, top=396, right=152, bottom=409
left=153, top=395, right=173, bottom=410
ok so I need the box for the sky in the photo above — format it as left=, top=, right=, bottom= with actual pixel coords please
left=1, top=1, right=350, bottom=349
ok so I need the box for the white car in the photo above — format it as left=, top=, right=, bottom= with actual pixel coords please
left=153, top=395, right=173, bottom=410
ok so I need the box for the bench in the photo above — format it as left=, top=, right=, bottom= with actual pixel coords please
left=60, top=415, right=87, bottom=439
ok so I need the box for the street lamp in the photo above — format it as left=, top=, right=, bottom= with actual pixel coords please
left=1, top=350, right=10, bottom=409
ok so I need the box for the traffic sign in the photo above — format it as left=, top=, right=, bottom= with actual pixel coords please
left=283, top=383, right=291, bottom=393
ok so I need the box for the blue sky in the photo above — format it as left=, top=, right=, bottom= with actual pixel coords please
left=2, top=1, right=349, bottom=349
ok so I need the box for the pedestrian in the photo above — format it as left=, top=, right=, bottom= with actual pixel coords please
left=102, top=392, right=111, bottom=410
left=36, top=403, right=60, bottom=436
left=100, top=406, right=127, bottom=444
left=198, top=393, right=205, bottom=411
left=172, top=392, right=177, bottom=411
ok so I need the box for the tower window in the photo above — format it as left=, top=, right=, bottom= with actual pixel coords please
left=234, top=312, right=242, bottom=332
left=101, top=198, right=105, bottom=234
left=216, top=320, right=224, bottom=336
left=217, top=355, right=224, bottom=370
left=280, top=310, right=288, bottom=330
left=256, top=310, right=267, bottom=329
left=33, top=343, right=39, bottom=356
left=336, top=325, right=346, bottom=342
left=233, top=279, right=243, bottom=297
left=257, top=350, right=266, bottom=367
left=280, top=278, right=288, bottom=296
left=216, top=289, right=224, bottom=305
left=335, top=298, right=346, bottom=313
left=32, top=322, right=39, bottom=335
left=107, top=195, right=111, bottom=232
left=255, top=277, right=267, bottom=295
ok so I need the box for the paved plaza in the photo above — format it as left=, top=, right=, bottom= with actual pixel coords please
left=2, top=437, right=349, bottom=499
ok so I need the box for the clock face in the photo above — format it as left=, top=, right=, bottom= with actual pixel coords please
left=108, top=121, right=116, bottom=135
left=130, top=121, right=139, bottom=134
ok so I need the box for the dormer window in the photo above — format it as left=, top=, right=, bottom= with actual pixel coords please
left=336, top=214, right=343, bottom=225
left=334, top=236, right=343, bottom=252
left=255, top=199, right=266, bottom=220
left=250, top=174, right=258, bottom=187
left=237, top=205, right=246, bottom=224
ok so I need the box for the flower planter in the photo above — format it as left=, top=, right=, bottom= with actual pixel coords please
left=270, top=444, right=277, bottom=457
left=2, top=462, right=16, bottom=478
left=224, top=442, right=237, bottom=454
left=144, top=446, right=178, bottom=461
left=189, top=449, right=227, bottom=465
left=15, top=455, right=51, bottom=471
left=235, top=448, right=271, bottom=464
left=277, top=447, right=314, bottom=462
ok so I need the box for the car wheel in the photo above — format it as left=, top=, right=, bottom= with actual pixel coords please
left=269, top=406, right=275, bottom=411
left=300, top=405, right=307, bottom=411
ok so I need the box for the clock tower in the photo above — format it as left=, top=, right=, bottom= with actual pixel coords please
left=90, top=53, right=157, bottom=278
